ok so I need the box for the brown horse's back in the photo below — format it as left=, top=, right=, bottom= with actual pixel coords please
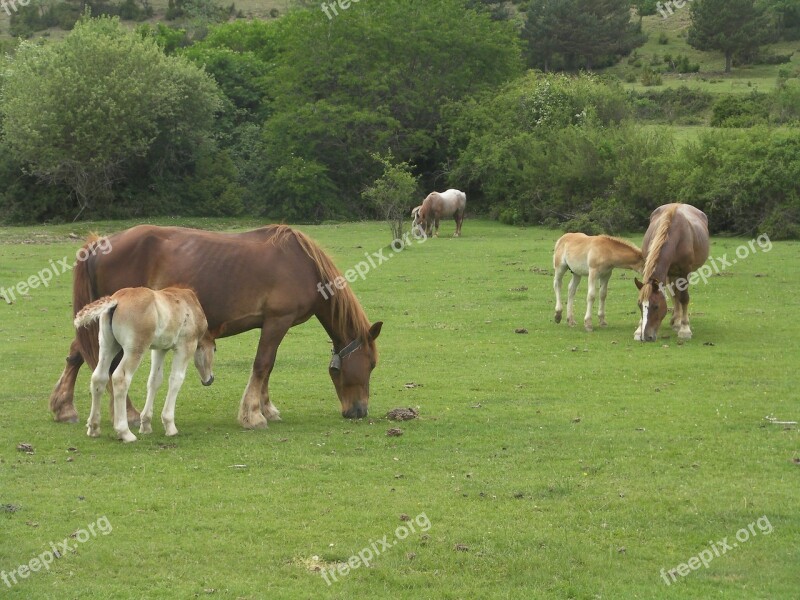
left=642, top=203, right=709, bottom=277
left=84, top=225, right=322, bottom=339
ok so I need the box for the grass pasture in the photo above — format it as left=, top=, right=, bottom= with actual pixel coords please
left=0, top=219, right=798, bottom=598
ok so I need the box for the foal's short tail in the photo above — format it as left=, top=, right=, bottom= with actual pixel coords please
left=74, top=297, right=118, bottom=329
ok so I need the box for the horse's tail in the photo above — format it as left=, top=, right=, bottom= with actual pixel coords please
left=553, top=235, right=566, bottom=270
left=73, top=296, right=117, bottom=330
left=72, top=236, right=103, bottom=368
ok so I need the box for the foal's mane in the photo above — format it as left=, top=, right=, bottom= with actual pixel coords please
left=598, top=234, right=640, bottom=254
left=267, top=225, right=372, bottom=346
left=640, top=204, right=680, bottom=301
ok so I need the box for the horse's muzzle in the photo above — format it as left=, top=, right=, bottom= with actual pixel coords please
left=202, top=375, right=214, bottom=386
left=342, top=404, right=368, bottom=419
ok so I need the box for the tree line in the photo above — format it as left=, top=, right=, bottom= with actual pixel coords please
left=0, top=0, right=798, bottom=237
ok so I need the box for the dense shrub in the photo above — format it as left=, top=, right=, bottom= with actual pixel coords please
left=711, top=92, right=771, bottom=127
left=631, top=86, right=713, bottom=123
left=672, top=128, right=800, bottom=238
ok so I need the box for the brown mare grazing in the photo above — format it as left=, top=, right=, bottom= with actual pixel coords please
left=74, top=286, right=215, bottom=442
left=553, top=233, right=644, bottom=331
left=635, top=203, right=709, bottom=342
left=51, top=225, right=383, bottom=429
left=415, top=189, right=466, bottom=237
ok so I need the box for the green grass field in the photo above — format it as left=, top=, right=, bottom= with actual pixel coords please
left=1, top=219, right=798, bottom=598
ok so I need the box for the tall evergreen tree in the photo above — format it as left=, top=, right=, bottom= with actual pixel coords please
left=524, top=0, right=644, bottom=71
left=688, top=0, right=767, bottom=73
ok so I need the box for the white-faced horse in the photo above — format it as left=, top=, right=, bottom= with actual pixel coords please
left=74, top=286, right=215, bottom=442
left=415, top=189, right=466, bottom=237
left=634, top=203, right=709, bottom=341
left=553, top=233, right=644, bottom=332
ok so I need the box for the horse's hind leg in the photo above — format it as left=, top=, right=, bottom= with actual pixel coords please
left=87, top=334, right=120, bottom=438
left=50, top=338, right=83, bottom=423
left=583, top=270, right=599, bottom=332
left=567, top=273, right=581, bottom=327
left=111, top=350, right=145, bottom=443
left=553, top=264, right=567, bottom=324
left=239, top=317, right=293, bottom=429
left=140, top=349, right=166, bottom=434
left=597, top=272, right=612, bottom=328
left=454, top=211, right=464, bottom=237
left=161, top=345, right=192, bottom=437
left=676, top=287, right=692, bottom=340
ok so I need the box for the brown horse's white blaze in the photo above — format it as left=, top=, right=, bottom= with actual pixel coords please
left=552, top=233, right=644, bottom=331
left=51, top=225, right=381, bottom=430
left=416, top=189, right=466, bottom=237
left=74, top=287, right=214, bottom=442
left=634, top=203, right=710, bottom=342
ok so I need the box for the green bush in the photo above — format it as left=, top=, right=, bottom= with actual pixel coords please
left=711, top=92, right=770, bottom=127
left=641, top=66, right=663, bottom=86
left=672, top=128, right=800, bottom=237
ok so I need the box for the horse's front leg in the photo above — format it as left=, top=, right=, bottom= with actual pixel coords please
left=433, top=217, right=440, bottom=237
left=141, top=349, right=166, bottom=434
left=50, top=338, right=84, bottom=423
left=238, top=318, right=293, bottom=430
left=566, top=273, right=581, bottom=327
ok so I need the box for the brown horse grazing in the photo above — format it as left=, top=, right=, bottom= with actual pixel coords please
left=634, top=203, right=709, bottom=342
left=553, top=233, right=644, bottom=331
left=415, top=189, right=466, bottom=237
left=50, top=225, right=383, bottom=429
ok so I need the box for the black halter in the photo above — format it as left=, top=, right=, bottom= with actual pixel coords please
left=329, top=338, right=362, bottom=372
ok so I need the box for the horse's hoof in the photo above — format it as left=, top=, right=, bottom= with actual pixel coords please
left=554, top=312, right=562, bottom=324
left=240, top=413, right=269, bottom=430
left=164, top=426, right=178, bottom=437
left=678, top=329, right=692, bottom=340
left=55, top=406, right=80, bottom=424
left=584, top=325, right=593, bottom=332
left=599, top=321, right=608, bottom=328
left=117, top=430, right=137, bottom=443
left=127, top=412, right=141, bottom=428
left=568, top=320, right=576, bottom=327
left=87, top=427, right=101, bottom=438
left=139, top=422, right=153, bottom=434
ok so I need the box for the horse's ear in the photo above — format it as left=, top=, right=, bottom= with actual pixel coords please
left=635, top=278, right=644, bottom=290
left=369, top=321, right=383, bottom=341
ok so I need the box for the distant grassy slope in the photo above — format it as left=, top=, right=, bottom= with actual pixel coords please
left=0, top=0, right=288, bottom=38
left=607, top=10, right=800, bottom=94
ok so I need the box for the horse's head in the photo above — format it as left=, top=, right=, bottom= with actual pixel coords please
left=194, top=332, right=216, bottom=386
left=635, top=278, right=667, bottom=342
left=329, top=321, right=382, bottom=418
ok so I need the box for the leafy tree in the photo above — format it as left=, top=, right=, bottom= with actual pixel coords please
left=688, top=0, right=768, bottom=72
left=1, top=15, right=223, bottom=218
left=362, top=153, right=420, bottom=242
left=256, top=0, right=523, bottom=219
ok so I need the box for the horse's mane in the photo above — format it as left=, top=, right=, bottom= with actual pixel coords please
left=267, top=225, right=372, bottom=346
left=640, top=204, right=680, bottom=301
